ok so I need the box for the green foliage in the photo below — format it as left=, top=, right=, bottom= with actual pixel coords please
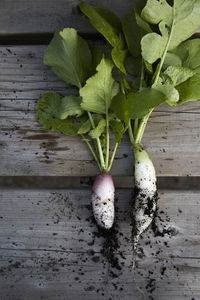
left=141, top=0, right=200, bottom=63
left=144, top=60, right=153, bottom=74
left=89, top=119, right=106, bottom=139
left=80, top=58, right=119, bottom=114
left=125, top=56, right=142, bottom=77
left=122, top=6, right=151, bottom=57
left=163, top=52, right=182, bottom=70
left=141, top=0, right=172, bottom=25
left=80, top=2, right=121, bottom=47
left=173, top=39, right=200, bottom=74
left=111, top=41, right=127, bottom=74
left=36, top=93, right=83, bottom=136
left=134, top=3, right=152, bottom=33
left=170, top=39, right=200, bottom=103
left=36, top=92, right=83, bottom=119
left=109, top=113, right=125, bottom=143
left=77, top=119, right=91, bottom=134
left=128, top=88, right=166, bottom=119
left=112, top=89, right=166, bottom=121
left=177, top=74, right=200, bottom=103
left=153, top=81, right=179, bottom=106
left=44, top=28, right=92, bottom=88
left=164, top=66, right=195, bottom=86
left=36, top=0, right=200, bottom=172
left=80, top=2, right=127, bottom=73
left=111, top=93, right=129, bottom=123
left=87, top=43, right=104, bottom=76
left=141, top=21, right=168, bottom=64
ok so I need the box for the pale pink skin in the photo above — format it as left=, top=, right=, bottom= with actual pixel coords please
left=92, top=174, right=115, bottom=229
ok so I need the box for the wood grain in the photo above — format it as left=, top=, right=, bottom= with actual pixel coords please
left=0, top=189, right=200, bottom=299
left=0, top=0, right=135, bottom=35
left=0, top=0, right=199, bottom=37
left=0, top=45, right=200, bottom=176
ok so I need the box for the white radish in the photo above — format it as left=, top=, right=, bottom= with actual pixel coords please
left=92, top=174, right=115, bottom=229
left=132, top=144, right=158, bottom=266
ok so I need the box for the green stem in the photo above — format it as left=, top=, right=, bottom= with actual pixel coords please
left=81, top=135, right=101, bottom=171
left=135, top=109, right=152, bottom=145
left=153, top=9, right=175, bottom=85
left=88, top=112, right=105, bottom=171
left=105, top=108, right=109, bottom=170
left=134, top=119, right=138, bottom=137
left=139, top=59, right=144, bottom=91
left=119, top=72, right=126, bottom=94
left=106, top=142, right=119, bottom=173
left=128, top=120, right=135, bottom=145
left=135, top=8, right=175, bottom=144
left=134, top=60, right=144, bottom=139
left=119, top=73, right=135, bottom=145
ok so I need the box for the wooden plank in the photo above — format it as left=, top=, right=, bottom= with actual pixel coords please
left=0, top=0, right=135, bottom=35
left=0, top=45, right=200, bottom=176
left=0, top=0, right=199, bottom=37
left=0, top=189, right=200, bottom=299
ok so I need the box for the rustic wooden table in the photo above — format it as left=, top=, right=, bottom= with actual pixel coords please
left=0, top=1, right=200, bottom=299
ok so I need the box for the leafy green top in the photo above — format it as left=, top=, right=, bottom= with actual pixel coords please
left=37, top=28, right=126, bottom=173
left=36, top=0, right=200, bottom=172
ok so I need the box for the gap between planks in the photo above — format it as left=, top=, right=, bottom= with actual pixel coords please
left=0, top=176, right=200, bottom=189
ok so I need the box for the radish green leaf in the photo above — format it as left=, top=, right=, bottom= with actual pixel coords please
left=177, top=74, right=200, bottom=103
left=141, top=21, right=168, bottom=64
left=77, top=119, right=91, bottom=135
left=89, top=119, right=106, bottom=139
left=173, top=39, right=200, bottom=74
left=141, top=0, right=200, bottom=64
left=44, top=28, right=92, bottom=88
left=153, top=82, right=179, bottom=106
left=36, top=92, right=83, bottom=120
left=111, top=93, right=129, bottom=124
left=36, top=93, right=82, bottom=136
left=164, top=66, right=195, bottom=86
left=80, top=58, right=119, bottom=114
left=122, top=5, right=151, bottom=57
left=128, top=88, right=166, bottom=119
left=80, top=2, right=127, bottom=73
left=163, top=52, right=182, bottom=69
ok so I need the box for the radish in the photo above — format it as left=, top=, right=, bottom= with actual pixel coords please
left=36, top=28, right=127, bottom=230
left=133, top=144, right=157, bottom=239
left=92, top=174, right=115, bottom=229
left=132, top=143, right=157, bottom=266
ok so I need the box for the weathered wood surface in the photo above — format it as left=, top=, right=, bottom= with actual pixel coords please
left=0, top=188, right=200, bottom=299
left=0, top=45, right=200, bottom=176
left=0, top=0, right=135, bottom=35
left=0, top=0, right=199, bottom=37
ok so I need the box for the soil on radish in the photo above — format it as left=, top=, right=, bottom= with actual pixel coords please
left=133, top=187, right=158, bottom=215
left=132, top=187, right=158, bottom=249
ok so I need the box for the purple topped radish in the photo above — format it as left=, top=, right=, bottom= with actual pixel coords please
left=92, top=174, right=115, bottom=229
left=36, top=29, right=127, bottom=230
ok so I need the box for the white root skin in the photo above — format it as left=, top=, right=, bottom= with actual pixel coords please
left=133, top=144, right=158, bottom=265
left=92, top=174, right=115, bottom=229
left=134, top=144, right=156, bottom=195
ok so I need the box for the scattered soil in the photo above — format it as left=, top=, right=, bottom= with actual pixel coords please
left=94, top=224, right=122, bottom=271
